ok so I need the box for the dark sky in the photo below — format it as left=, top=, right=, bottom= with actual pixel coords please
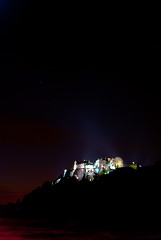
left=0, top=1, right=161, bottom=204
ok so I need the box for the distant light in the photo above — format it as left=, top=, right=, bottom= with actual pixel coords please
left=86, top=165, right=93, bottom=169
left=110, top=165, right=115, bottom=170
left=63, top=169, right=67, bottom=177
left=55, top=178, right=61, bottom=184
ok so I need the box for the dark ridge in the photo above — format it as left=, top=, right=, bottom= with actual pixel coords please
left=1, top=160, right=161, bottom=231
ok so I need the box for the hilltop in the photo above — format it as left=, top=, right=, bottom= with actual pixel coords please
left=3, top=159, right=161, bottom=231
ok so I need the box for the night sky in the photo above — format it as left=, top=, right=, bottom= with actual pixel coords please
left=0, top=1, right=161, bottom=204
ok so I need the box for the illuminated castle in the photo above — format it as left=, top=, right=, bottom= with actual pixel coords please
left=55, top=157, right=124, bottom=184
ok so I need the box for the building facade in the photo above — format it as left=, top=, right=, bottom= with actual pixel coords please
left=65, top=157, right=124, bottom=181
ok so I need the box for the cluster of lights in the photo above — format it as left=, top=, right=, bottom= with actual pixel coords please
left=54, top=158, right=142, bottom=184
left=55, top=157, right=124, bottom=183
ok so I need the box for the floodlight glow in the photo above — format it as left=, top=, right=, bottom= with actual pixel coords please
left=63, top=169, right=67, bottom=177
left=86, top=165, right=94, bottom=169
left=57, top=156, right=125, bottom=182
left=55, top=178, right=61, bottom=184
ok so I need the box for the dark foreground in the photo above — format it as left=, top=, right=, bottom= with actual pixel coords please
left=1, top=162, right=161, bottom=234
left=0, top=218, right=161, bottom=240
